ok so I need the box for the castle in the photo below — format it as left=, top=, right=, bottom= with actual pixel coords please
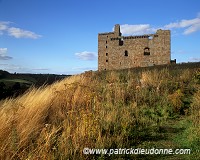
left=98, top=24, right=173, bottom=71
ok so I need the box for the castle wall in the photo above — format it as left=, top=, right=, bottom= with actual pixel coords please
left=98, top=24, right=171, bottom=71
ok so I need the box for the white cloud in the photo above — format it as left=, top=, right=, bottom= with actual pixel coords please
left=119, top=24, right=156, bottom=35
left=72, top=67, right=97, bottom=70
left=183, top=23, right=200, bottom=35
left=75, top=51, right=97, bottom=60
left=189, top=57, right=200, bottom=62
left=0, top=21, right=42, bottom=39
left=8, top=27, right=42, bottom=39
left=0, top=21, right=9, bottom=31
left=0, top=63, right=51, bottom=73
left=0, top=22, right=10, bottom=35
left=165, top=18, right=200, bottom=28
left=1, top=64, right=27, bottom=73
left=164, top=17, right=200, bottom=35
left=0, top=48, right=7, bottom=54
left=0, top=48, right=12, bottom=60
left=119, top=13, right=200, bottom=36
left=32, top=68, right=50, bottom=71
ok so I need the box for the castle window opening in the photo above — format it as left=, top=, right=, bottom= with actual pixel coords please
left=106, top=46, right=107, bottom=48
left=106, top=53, right=108, bottom=56
left=119, top=38, right=124, bottom=46
left=144, top=47, right=150, bottom=55
left=106, top=59, right=108, bottom=62
left=124, top=50, right=128, bottom=56
left=106, top=41, right=107, bottom=44
left=148, top=36, right=153, bottom=40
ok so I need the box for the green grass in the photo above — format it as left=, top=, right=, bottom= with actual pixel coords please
left=0, top=78, right=33, bottom=89
left=0, top=78, right=33, bottom=84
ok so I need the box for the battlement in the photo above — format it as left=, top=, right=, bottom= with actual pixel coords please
left=98, top=24, right=171, bottom=71
left=110, top=35, right=159, bottom=40
left=99, top=32, right=114, bottom=35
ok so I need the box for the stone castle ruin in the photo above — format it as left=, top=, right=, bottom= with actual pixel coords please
left=98, top=24, right=175, bottom=71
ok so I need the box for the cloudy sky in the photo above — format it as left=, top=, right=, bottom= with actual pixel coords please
left=0, top=0, right=200, bottom=74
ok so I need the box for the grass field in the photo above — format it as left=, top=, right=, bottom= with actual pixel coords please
left=0, top=62, right=199, bottom=159
left=0, top=78, right=33, bottom=86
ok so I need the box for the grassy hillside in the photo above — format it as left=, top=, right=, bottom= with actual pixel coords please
left=0, top=62, right=199, bottom=159
left=0, top=71, right=70, bottom=100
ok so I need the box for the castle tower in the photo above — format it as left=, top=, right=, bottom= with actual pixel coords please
left=114, top=24, right=121, bottom=36
left=153, top=29, right=171, bottom=65
left=98, top=24, right=171, bottom=71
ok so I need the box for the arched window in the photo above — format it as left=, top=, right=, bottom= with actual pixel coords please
left=124, top=50, right=128, bottom=56
left=144, top=47, right=150, bottom=55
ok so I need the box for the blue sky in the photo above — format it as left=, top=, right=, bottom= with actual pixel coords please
left=0, top=0, right=200, bottom=74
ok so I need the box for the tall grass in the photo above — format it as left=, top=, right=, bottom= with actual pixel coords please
left=0, top=64, right=199, bottom=159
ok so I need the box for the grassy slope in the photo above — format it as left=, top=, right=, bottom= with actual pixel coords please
left=0, top=63, right=199, bottom=160
left=0, top=72, right=70, bottom=100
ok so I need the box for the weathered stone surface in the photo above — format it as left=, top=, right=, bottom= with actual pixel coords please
left=98, top=24, right=171, bottom=71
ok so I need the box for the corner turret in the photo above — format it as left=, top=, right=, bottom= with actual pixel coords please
left=114, top=24, right=121, bottom=36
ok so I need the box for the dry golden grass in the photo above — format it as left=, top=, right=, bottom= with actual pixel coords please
left=191, top=89, right=200, bottom=128
left=0, top=75, right=84, bottom=159
left=0, top=64, right=199, bottom=159
left=0, top=72, right=139, bottom=159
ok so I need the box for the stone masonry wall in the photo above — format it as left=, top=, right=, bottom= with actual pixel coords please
left=98, top=24, right=171, bottom=71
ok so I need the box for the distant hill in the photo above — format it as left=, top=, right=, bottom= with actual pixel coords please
left=0, top=70, right=10, bottom=78
left=0, top=70, right=71, bottom=99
